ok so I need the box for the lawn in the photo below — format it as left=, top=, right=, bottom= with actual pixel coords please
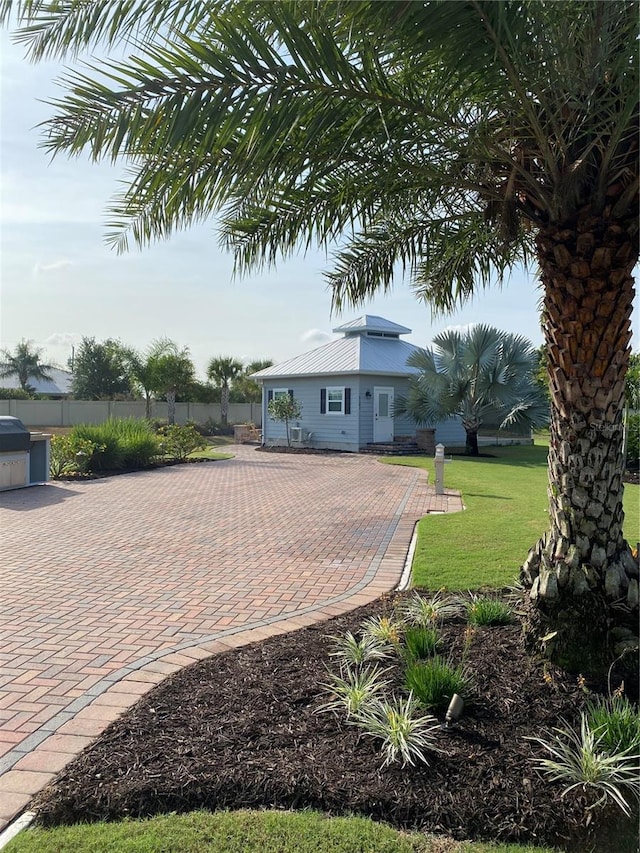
left=384, top=442, right=639, bottom=589
left=5, top=810, right=558, bottom=853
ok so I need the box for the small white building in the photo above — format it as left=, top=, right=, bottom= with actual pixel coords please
left=253, top=315, right=465, bottom=452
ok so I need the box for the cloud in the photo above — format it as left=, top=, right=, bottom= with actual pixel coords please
left=33, top=259, right=74, bottom=277
left=300, top=328, right=333, bottom=347
left=43, top=332, right=82, bottom=347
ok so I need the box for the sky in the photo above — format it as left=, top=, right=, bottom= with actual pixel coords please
left=1, top=29, right=636, bottom=382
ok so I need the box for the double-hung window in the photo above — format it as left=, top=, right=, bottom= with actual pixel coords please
left=327, top=387, right=344, bottom=414
left=320, top=387, right=351, bottom=415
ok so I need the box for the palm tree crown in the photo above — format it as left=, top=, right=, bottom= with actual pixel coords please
left=0, top=339, right=53, bottom=391
left=396, top=325, right=549, bottom=456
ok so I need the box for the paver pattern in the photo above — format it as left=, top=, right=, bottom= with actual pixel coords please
left=0, top=446, right=462, bottom=831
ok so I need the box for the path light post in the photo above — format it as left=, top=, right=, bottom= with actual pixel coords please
left=434, top=443, right=450, bottom=495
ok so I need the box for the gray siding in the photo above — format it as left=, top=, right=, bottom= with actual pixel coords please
left=262, top=378, right=360, bottom=451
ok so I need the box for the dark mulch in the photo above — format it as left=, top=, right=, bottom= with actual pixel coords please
left=29, top=592, right=637, bottom=851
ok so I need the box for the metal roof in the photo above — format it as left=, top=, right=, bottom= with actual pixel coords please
left=332, top=315, right=411, bottom=336
left=252, top=332, right=423, bottom=380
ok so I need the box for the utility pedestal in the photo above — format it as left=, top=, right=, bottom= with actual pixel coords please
left=434, top=443, right=450, bottom=495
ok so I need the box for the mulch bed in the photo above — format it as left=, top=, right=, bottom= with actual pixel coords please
left=29, top=592, right=637, bottom=851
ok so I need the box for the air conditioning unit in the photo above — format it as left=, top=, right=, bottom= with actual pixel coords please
left=290, top=427, right=303, bottom=443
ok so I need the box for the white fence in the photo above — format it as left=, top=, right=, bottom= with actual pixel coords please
left=0, top=399, right=262, bottom=428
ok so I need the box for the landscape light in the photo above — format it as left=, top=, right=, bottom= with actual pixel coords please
left=442, top=693, right=464, bottom=730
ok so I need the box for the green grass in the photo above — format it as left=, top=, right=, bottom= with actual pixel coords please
left=4, top=809, right=559, bottom=853
left=188, top=445, right=234, bottom=461
left=383, top=443, right=639, bottom=590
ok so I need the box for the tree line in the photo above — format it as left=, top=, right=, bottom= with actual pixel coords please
left=0, top=337, right=273, bottom=423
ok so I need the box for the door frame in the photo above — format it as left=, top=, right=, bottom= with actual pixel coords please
left=373, top=386, right=394, bottom=443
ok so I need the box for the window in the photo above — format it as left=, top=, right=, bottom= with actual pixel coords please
left=320, top=387, right=351, bottom=415
left=327, top=387, right=344, bottom=413
left=273, top=388, right=289, bottom=400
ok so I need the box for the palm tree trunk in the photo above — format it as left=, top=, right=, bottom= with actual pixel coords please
left=522, top=208, right=639, bottom=673
left=167, top=390, right=176, bottom=425
left=221, top=386, right=229, bottom=426
left=465, top=429, right=479, bottom=456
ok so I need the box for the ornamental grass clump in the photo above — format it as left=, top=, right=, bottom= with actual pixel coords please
left=402, top=626, right=441, bottom=661
left=353, top=693, right=442, bottom=767
left=465, top=593, right=514, bottom=626
left=328, top=632, right=390, bottom=667
left=319, top=664, right=390, bottom=719
left=527, top=714, right=640, bottom=816
left=360, top=615, right=403, bottom=648
left=404, top=657, right=471, bottom=711
left=397, top=590, right=460, bottom=626
left=585, top=693, right=640, bottom=754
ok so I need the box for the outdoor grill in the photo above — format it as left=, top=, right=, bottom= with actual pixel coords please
left=0, top=416, right=51, bottom=491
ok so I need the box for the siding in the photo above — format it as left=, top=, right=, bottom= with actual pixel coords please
left=262, top=378, right=360, bottom=451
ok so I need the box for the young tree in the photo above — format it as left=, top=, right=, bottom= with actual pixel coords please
left=70, top=337, right=132, bottom=400
left=0, top=339, right=53, bottom=392
left=207, top=356, right=244, bottom=425
left=3, top=1, right=637, bottom=670
left=268, top=394, right=302, bottom=448
left=396, top=326, right=549, bottom=456
left=146, top=339, right=195, bottom=425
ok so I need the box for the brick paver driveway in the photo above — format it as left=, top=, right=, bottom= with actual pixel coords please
left=0, top=446, right=462, bottom=829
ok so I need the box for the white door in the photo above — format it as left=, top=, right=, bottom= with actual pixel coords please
left=373, top=387, right=394, bottom=442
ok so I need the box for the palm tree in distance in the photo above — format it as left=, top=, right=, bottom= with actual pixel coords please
left=146, top=339, right=195, bottom=425
left=396, top=326, right=549, bottom=456
left=2, top=1, right=637, bottom=672
left=0, top=339, right=53, bottom=392
left=207, top=356, right=244, bottom=425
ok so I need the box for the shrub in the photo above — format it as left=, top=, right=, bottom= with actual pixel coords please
left=49, top=434, right=103, bottom=478
left=465, top=594, right=513, bottom=626
left=585, top=694, right=640, bottom=754
left=404, top=657, right=470, bottom=711
left=200, top=417, right=234, bottom=436
left=353, top=694, right=442, bottom=767
left=527, top=714, right=640, bottom=816
left=71, top=418, right=159, bottom=470
left=403, top=626, right=441, bottom=661
left=158, top=423, right=207, bottom=461
left=0, top=387, right=32, bottom=400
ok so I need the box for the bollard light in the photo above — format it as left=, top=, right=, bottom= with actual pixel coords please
left=441, top=693, right=464, bottom=730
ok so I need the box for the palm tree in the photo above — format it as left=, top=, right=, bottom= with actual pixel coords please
left=207, top=356, right=244, bottom=425
left=231, top=360, right=274, bottom=404
left=127, top=339, right=176, bottom=419
left=396, top=326, right=549, bottom=456
left=0, top=339, right=53, bottom=392
left=146, top=339, right=195, bottom=425
left=2, top=1, right=637, bottom=671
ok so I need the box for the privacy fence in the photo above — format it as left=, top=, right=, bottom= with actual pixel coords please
left=0, top=400, right=262, bottom=428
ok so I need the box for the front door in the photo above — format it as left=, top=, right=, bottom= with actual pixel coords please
left=373, top=386, right=394, bottom=443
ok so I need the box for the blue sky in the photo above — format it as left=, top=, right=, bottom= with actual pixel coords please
left=1, top=29, right=635, bottom=381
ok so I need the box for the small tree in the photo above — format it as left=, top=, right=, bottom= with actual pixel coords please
left=70, top=337, right=133, bottom=400
left=268, top=394, right=302, bottom=447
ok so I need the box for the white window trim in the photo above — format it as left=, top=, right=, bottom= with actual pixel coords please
left=326, top=386, right=344, bottom=415
left=272, top=388, right=289, bottom=399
